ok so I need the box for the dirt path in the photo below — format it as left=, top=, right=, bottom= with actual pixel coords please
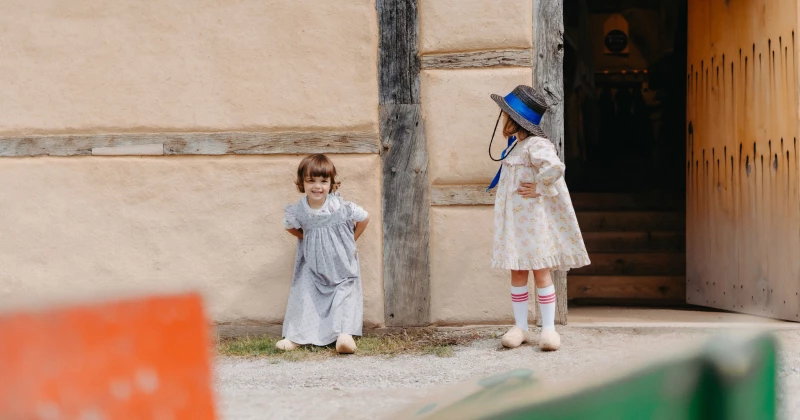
left=215, top=327, right=800, bottom=419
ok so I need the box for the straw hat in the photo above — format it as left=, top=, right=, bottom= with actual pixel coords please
left=490, top=85, right=548, bottom=138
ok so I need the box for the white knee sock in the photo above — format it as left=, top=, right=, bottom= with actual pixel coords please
left=537, top=285, right=556, bottom=330
left=511, top=286, right=529, bottom=331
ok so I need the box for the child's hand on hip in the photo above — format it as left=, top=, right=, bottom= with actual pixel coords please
left=517, top=182, right=541, bottom=199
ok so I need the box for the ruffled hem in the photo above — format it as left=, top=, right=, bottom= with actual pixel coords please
left=491, top=254, right=591, bottom=272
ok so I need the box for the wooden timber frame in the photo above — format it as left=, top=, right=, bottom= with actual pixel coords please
left=377, top=0, right=431, bottom=327
left=3, top=0, right=570, bottom=327
left=532, top=0, right=568, bottom=325
left=378, top=0, right=569, bottom=326
left=0, top=132, right=380, bottom=156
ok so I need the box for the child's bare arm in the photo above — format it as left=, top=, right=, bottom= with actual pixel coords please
left=286, top=228, right=303, bottom=240
left=354, top=217, right=370, bottom=241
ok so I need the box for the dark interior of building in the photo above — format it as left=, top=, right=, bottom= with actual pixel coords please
left=563, top=0, right=687, bottom=193
left=563, top=0, right=689, bottom=307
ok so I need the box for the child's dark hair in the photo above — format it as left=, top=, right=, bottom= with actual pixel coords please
left=502, top=111, right=531, bottom=139
left=295, top=154, right=341, bottom=193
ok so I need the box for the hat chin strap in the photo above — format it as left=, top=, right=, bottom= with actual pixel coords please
left=488, top=110, right=519, bottom=162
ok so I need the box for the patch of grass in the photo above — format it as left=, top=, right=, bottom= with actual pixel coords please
left=217, top=328, right=488, bottom=361
left=217, top=336, right=334, bottom=361
left=220, top=335, right=280, bottom=357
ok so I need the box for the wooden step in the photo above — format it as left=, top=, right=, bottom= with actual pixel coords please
left=583, top=231, right=685, bottom=253
left=571, top=192, right=685, bottom=211
left=571, top=253, right=686, bottom=276
left=568, top=276, right=686, bottom=306
left=577, top=211, right=685, bottom=232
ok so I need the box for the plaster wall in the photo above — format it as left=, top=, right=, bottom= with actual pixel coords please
left=0, top=0, right=379, bottom=135
left=0, top=155, right=384, bottom=326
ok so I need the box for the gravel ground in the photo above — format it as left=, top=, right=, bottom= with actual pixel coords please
left=215, top=327, right=800, bottom=419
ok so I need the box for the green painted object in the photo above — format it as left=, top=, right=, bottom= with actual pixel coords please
left=395, top=333, right=776, bottom=420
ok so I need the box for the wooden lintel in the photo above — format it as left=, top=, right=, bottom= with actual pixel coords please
left=0, top=131, right=380, bottom=157
left=430, top=184, right=495, bottom=206
left=421, top=49, right=533, bottom=70
left=92, top=144, right=164, bottom=156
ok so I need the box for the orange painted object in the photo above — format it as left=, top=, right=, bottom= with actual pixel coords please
left=0, top=293, right=216, bottom=419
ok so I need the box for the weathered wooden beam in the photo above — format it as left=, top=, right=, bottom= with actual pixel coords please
left=533, top=0, right=568, bottom=326
left=0, top=131, right=380, bottom=157
left=429, top=188, right=689, bottom=211
left=430, top=184, right=495, bottom=206
left=421, top=49, right=533, bottom=70
left=380, top=105, right=430, bottom=326
left=378, top=0, right=431, bottom=327
left=377, top=0, right=420, bottom=105
left=92, top=144, right=164, bottom=156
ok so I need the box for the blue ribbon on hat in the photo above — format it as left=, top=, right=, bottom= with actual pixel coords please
left=486, top=92, right=544, bottom=192
left=504, top=92, right=543, bottom=125
left=486, top=135, right=516, bottom=192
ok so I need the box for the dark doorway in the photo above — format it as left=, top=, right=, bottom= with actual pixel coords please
left=563, top=0, right=687, bottom=193
left=563, top=0, right=689, bottom=307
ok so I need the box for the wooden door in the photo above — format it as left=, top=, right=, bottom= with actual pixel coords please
left=686, top=0, right=800, bottom=321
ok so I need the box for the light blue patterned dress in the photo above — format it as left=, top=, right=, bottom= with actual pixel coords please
left=281, top=193, right=368, bottom=346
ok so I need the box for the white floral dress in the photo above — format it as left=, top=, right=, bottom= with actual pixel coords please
left=491, top=136, right=591, bottom=271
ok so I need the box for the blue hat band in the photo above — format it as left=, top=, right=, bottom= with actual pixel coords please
left=504, top=92, right=543, bottom=125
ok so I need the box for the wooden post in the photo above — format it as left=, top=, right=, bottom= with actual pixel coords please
left=377, top=0, right=431, bottom=326
left=534, top=0, right=568, bottom=325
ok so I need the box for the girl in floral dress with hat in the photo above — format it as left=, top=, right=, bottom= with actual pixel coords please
left=487, top=85, right=591, bottom=351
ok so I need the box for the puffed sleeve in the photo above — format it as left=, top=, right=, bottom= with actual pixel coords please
left=345, top=200, right=369, bottom=223
left=528, top=137, right=565, bottom=197
left=283, top=202, right=302, bottom=229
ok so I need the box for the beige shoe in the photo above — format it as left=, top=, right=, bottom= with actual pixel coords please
left=539, top=329, right=561, bottom=351
left=335, top=334, right=357, bottom=354
left=501, top=326, right=531, bottom=349
left=276, top=339, right=299, bottom=351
